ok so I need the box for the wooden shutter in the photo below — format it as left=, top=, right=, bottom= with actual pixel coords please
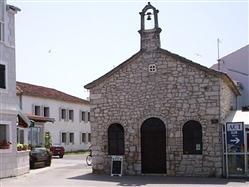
left=79, top=110, right=82, bottom=122
left=66, top=109, right=69, bottom=121
left=59, top=107, right=62, bottom=121
left=32, top=104, right=35, bottom=115
left=40, top=105, right=44, bottom=116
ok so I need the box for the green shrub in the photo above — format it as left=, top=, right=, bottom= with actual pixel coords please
left=17, top=143, right=23, bottom=151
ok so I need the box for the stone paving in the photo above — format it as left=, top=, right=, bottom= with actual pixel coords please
left=0, top=155, right=248, bottom=187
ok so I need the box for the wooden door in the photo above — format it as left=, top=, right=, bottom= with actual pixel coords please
left=141, top=117, right=166, bottom=173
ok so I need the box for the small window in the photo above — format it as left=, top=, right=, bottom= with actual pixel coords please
left=81, top=133, right=86, bottom=143
left=88, top=133, right=91, bottom=143
left=149, top=64, right=156, bottom=72
left=183, top=120, right=202, bottom=154
left=0, top=64, right=6, bottom=89
left=81, top=111, right=86, bottom=121
left=44, top=107, right=50, bottom=117
left=69, top=133, right=74, bottom=144
left=0, top=22, right=4, bottom=42
left=61, top=109, right=66, bottom=120
left=0, top=124, right=7, bottom=141
left=61, top=132, right=66, bottom=143
left=108, top=123, right=124, bottom=155
left=17, top=128, right=24, bottom=144
left=0, top=124, right=10, bottom=149
left=69, top=110, right=74, bottom=120
left=35, top=105, right=40, bottom=116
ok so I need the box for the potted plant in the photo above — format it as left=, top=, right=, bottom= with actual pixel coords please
left=0, top=140, right=12, bottom=149
left=22, top=144, right=29, bottom=151
left=17, top=143, right=23, bottom=151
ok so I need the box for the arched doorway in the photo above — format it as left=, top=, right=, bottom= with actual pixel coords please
left=141, top=117, right=166, bottom=173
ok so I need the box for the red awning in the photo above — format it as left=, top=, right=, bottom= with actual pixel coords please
left=27, top=114, right=55, bottom=123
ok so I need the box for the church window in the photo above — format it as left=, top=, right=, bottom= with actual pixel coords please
left=108, top=123, right=124, bottom=155
left=183, top=120, right=202, bottom=154
left=149, top=64, right=156, bottom=72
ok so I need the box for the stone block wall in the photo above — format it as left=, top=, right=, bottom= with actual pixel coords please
left=16, top=151, right=30, bottom=176
left=220, top=79, right=236, bottom=122
left=89, top=49, right=237, bottom=177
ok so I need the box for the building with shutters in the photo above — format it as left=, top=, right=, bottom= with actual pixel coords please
left=84, top=3, right=240, bottom=177
left=16, top=81, right=91, bottom=152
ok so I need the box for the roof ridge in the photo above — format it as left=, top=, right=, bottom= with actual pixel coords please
left=16, top=81, right=89, bottom=104
left=84, top=48, right=240, bottom=96
left=221, top=44, right=249, bottom=60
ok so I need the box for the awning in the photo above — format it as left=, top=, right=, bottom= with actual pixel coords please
left=225, top=110, right=249, bottom=125
left=17, top=111, right=31, bottom=128
left=27, top=114, right=55, bottom=123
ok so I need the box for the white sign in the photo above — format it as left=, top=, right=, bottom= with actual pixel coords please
left=226, top=122, right=243, bottom=131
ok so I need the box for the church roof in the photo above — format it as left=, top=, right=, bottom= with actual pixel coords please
left=17, top=81, right=89, bottom=105
left=84, top=48, right=240, bottom=96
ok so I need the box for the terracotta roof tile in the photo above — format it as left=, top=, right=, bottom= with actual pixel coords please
left=17, top=81, right=89, bottom=105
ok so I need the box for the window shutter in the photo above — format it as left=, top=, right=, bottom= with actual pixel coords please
left=59, top=107, right=62, bottom=121
left=71, top=110, right=74, bottom=122
left=60, top=132, right=62, bottom=143
left=32, top=104, right=35, bottom=115
left=66, top=132, right=69, bottom=145
left=84, top=111, right=88, bottom=123
left=79, top=110, right=82, bottom=122
left=47, top=107, right=50, bottom=118
left=40, top=105, right=44, bottom=117
left=66, top=109, right=69, bottom=121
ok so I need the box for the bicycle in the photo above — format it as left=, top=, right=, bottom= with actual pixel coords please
left=86, top=149, right=92, bottom=166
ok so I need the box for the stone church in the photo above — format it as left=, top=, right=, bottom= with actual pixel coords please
left=84, top=3, right=240, bottom=177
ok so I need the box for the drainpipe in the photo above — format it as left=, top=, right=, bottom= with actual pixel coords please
left=218, top=78, right=225, bottom=178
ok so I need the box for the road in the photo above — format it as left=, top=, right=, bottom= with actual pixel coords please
left=1, top=155, right=248, bottom=187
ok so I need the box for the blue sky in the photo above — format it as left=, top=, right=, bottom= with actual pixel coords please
left=8, top=0, right=248, bottom=99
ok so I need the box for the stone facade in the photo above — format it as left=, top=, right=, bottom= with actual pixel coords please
left=85, top=3, right=239, bottom=177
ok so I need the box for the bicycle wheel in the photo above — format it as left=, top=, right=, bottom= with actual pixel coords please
left=86, top=155, right=92, bottom=166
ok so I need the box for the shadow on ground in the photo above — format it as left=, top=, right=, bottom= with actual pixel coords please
left=68, top=173, right=249, bottom=186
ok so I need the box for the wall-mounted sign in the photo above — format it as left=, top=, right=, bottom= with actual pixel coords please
left=226, top=122, right=244, bottom=153
left=111, top=156, right=123, bottom=176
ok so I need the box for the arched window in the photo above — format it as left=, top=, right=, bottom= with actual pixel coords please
left=183, top=120, right=202, bottom=154
left=108, top=123, right=124, bottom=155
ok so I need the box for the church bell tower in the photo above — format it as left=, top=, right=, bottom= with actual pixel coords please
left=139, top=2, right=162, bottom=51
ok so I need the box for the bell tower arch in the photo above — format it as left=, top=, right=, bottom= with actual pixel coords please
left=138, top=2, right=162, bottom=51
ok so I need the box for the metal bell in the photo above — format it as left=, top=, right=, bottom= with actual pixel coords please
left=146, top=12, right=152, bottom=20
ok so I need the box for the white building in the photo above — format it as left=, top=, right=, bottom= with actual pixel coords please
left=211, top=45, right=249, bottom=109
left=0, top=1, right=29, bottom=179
left=16, top=81, right=91, bottom=152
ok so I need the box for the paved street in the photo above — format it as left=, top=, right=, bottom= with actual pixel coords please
left=1, top=155, right=249, bottom=187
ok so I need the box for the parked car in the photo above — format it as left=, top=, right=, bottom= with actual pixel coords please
left=50, top=144, right=65, bottom=158
left=30, top=147, right=52, bottom=169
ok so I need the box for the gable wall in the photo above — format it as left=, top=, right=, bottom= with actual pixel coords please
left=89, top=50, right=236, bottom=176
